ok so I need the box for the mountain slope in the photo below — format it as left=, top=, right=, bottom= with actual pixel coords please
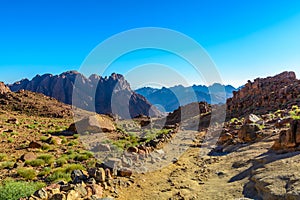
left=9, top=71, right=160, bottom=119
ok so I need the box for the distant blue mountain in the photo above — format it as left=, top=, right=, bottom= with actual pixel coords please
left=135, top=84, right=238, bottom=112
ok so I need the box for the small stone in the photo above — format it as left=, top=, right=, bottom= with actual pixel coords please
left=71, top=170, right=87, bottom=184
left=49, top=193, right=66, bottom=200
left=117, top=167, right=133, bottom=177
left=6, top=118, right=18, bottom=124
left=74, top=184, right=87, bottom=197
left=34, top=188, right=48, bottom=200
left=66, top=190, right=80, bottom=200
left=91, top=184, right=103, bottom=198
left=95, top=168, right=106, bottom=182
left=29, top=141, right=42, bottom=149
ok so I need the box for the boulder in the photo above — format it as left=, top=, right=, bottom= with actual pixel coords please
left=273, top=119, right=300, bottom=150
left=238, top=124, right=261, bottom=143
left=29, top=141, right=42, bottom=149
left=244, top=114, right=263, bottom=124
left=118, top=167, right=133, bottom=177
left=69, top=115, right=116, bottom=134
left=218, top=132, right=233, bottom=144
left=34, top=188, right=48, bottom=200
left=71, top=170, right=87, bottom=184
left=20, top=152, right=37, bottom=161
left=49, top=194, right=66, bottom=200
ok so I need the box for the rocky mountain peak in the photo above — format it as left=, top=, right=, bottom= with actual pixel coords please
left=9, top=71, right=160, bottom=118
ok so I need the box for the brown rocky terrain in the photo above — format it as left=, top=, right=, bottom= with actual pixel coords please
left=227, top=71, right=300, bottom=118
left=9, top=71, right=161, bottom=119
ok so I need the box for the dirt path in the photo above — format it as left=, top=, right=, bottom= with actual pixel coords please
left=107, top=130, right=278, bottom=200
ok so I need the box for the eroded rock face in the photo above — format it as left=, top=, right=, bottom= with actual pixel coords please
left=0, top=82, right=10, bottom=95
left=227, top=71, right=300, bottom=118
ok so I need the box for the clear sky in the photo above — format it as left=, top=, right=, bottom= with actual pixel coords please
left=0, top=0, right=300, bottom=88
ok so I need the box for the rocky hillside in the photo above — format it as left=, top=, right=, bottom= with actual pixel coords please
left=0, top=85, right=72, bottom=119
left=227, top=71, right=300, bottom=118
left=136, top=84, right=237, bottom=112
left=9, top=71, right=160, bottom=119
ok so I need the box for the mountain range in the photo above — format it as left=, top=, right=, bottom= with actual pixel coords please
left=8, top=71, right=160, bottom=119
left=135, top=84, right=238, bottom=112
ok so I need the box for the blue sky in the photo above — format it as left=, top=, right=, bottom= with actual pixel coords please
left=0, top=0, right=300, bottom=87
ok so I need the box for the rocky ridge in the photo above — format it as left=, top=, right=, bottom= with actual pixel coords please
left=227, top=71, right=300, bottom=118
left=9, top=71, right=161, bottom=119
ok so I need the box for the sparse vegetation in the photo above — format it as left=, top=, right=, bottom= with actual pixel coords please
left=0, top=161, right=14, bottom=169
left=17, top=168, right=37, bottom=180
left=46, top=163, right=85, bottom=183
left=0, top=153, right=7, bottom=162
left=25, top=159, right=45, bottom=167
left=37, top=154, right=54, bottom=165
left=0, top=180, right=45, bottom=200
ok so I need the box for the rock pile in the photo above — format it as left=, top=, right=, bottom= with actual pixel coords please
left=27, top=168, right=115, bottom=200
left=227, top=71, right=300, bottom=118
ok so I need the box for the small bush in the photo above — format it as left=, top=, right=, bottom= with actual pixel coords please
left=68, top=141, right=79, bottom=146
left=38, top=167, right=51, bottom=177
left=59, top=136, right=67, bottom=144
left=41, top=144, right=51, bottom=151
left=7, top=138, right=14, bottom=143
left=46, top=169, right=71, bottom=183
left=0, top=180, right=45, bottom=200
left=0, top=153, right=7, bottom=161
left=73, top=134, right=80, bottom=139
left=40, top=136, right=49, bottom=142
left=17, top=168, right=37, bottom=180
left=46, top=164, right=85, bottom=183
left=0, top=161, right=14, bottom=169
left=25, top=159, right=45, bottom=167
left=37, top=154, right=54, bottom=165
left=56, top=157, right=67, bottom=167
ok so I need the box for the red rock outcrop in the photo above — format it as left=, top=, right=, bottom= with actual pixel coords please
left=227, top=71, right=300, bottom=118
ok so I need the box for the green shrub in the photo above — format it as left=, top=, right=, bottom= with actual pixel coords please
left=46, top=164, right=84, bottom=183
left=0, top=153, right=7, bottom=162
left=17, top=168, right=37, bottom=180
left=56, top=157, right=67, bottom=167
left=37, top=154, right=54, bottom=165
left=38, top=167, right=51, bottom=177
left=46, top=169, right=71, bottom=183
left=7, top=138, right=14, bottom=143
left=0, top=161, right=14, bottom=169
left=40, top=136, right=49, bottom=142
left=25, top=159, right=45, bottom=167
left=41, top=144, right=51, bottom=151
left=59, top=136, right=67, bottom=144
left=64, top=163, right=85, bottom=173
left=68, top=141, right=79, bottom=146
left=73, top=134, right=80, bottom=139
left=0, top=180, right=45, bottom=200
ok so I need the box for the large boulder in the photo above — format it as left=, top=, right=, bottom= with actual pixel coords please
left=69, top=115, right=116, bottom=134
left=238, top=124, right=261, bottom=143
left=273, top=119, right=300, bottom=150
